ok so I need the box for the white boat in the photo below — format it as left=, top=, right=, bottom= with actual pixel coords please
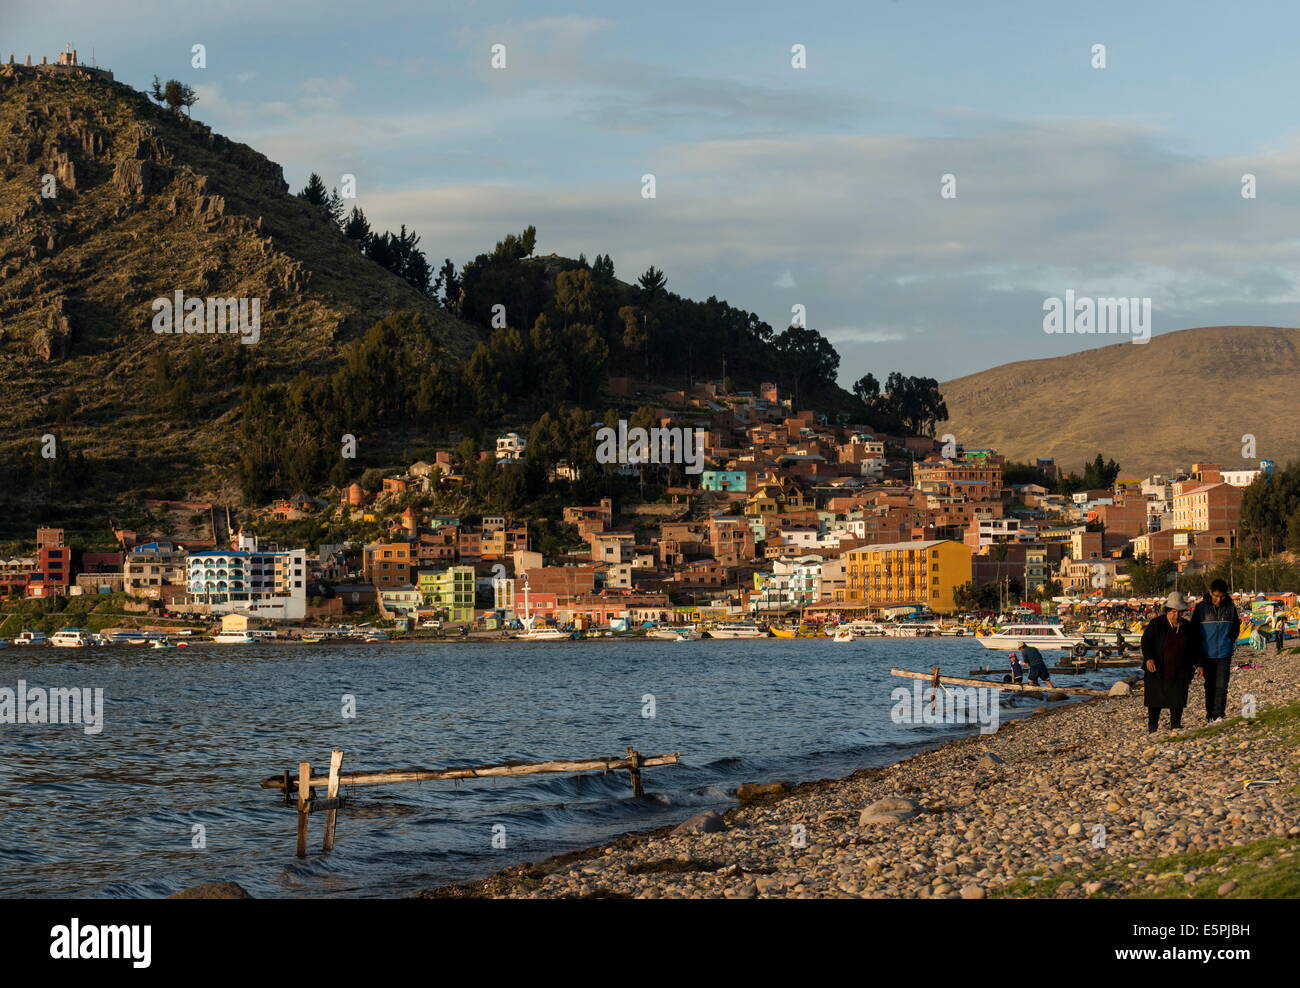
left=519, top=627, right=569, bottom=641
left=50, top=628, right=96, bottom=648
left=151, top=640, right=178, bottom=649
left=832, top=628, right=856, bottom=643
left=212, top=631, right=258, bottom=644
left=13, top=630, right=48, bottom=646
left=976, top=623, right=1090, bottom=651
left=940, top=626, right=968, bottom=637
left=706, top=622, right=767, bottom=639
left=843, top=620, right=888, bottom=637
left=364, top=631, right=390, bottom=643
left=648, top=626, right=701, bottom=640
left=888, top=622, right=942, bottom=638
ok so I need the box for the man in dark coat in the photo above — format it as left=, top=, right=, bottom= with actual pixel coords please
left=1140, top=591, right=1203, bottom=733
left=1188, top=579, right=1240, bottom=723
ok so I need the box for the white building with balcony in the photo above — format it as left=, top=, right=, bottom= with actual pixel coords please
left=186, top=544, right=308, bottom=620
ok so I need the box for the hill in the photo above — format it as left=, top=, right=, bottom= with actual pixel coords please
left=940, top=326, right=1300, bottom=477
left=0, top=61, right=480, bottom=507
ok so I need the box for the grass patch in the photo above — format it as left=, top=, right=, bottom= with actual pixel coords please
left=995, top=836, right=1299, bottom=899
left=1162, top=700, right=1300, bottom=744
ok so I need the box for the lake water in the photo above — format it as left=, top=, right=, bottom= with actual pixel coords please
left=0, top=637, right=1126, bottom=898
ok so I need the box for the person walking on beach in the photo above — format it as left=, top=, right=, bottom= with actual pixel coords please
left=1140, top=591, right=1203, bottom=733
left=1018, top=642, right=1054, bottom=688
left=1189, top=579, right=1239, bottom=724
left=1007, top=651, right=1024, bottom=684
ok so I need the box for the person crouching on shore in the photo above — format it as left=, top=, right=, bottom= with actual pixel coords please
left=1018, top=642, right=1053, bottom=688
left=1140, top=591, right=1203, bottom=733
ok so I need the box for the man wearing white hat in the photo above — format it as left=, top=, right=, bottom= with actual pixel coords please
left=1139, top=591, right=1204, bottom=733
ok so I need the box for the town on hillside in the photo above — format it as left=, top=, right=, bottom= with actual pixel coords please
left=0, top=376, right=1277, bottom=638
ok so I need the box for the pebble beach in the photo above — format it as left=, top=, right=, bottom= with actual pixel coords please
left=422, top=647, right=1300, bottom=899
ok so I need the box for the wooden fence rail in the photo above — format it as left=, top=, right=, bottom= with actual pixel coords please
left=265, top=747, right=681, bottom=857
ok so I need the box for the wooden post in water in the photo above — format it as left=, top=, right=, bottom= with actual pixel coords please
left=295, top=760, right=311, bottom=858
left=626, top=746, right=643, bottom=797
left=322, top=749, right=344, bottom=852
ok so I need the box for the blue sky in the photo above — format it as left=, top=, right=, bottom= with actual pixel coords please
left=9, top=0, right=1300, bottom=383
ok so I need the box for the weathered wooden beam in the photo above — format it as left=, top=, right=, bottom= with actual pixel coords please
left=322, top=749, right=343, bottom=852
left=626, top=746, right=643, bottom=797
left=262, top=752, right=681, bottom=791
left=890, top=667, right=1110, bottom=697
left=295, top=760, right=311, bottom=859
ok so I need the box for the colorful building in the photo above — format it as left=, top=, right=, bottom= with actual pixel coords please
left=418, top=566, right=476, bottom=623
left=842, top=539, right=972, bottom=614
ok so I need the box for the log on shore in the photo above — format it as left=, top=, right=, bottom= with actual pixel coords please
left=261, top=752, right=681, bottom=791
left=890, top=668, right=1110, bottom=697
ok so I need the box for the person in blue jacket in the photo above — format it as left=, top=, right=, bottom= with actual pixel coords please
left=1188, top=579, right=1240, bottom=724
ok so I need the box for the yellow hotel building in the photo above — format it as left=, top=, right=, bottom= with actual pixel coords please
left=842, top=539, right=972, bottom=614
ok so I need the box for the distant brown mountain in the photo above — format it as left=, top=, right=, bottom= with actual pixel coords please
left=940, top=326, right=1300, bottom=477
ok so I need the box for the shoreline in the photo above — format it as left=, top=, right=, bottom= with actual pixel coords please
left=418, top=649, right=1300, bottom=899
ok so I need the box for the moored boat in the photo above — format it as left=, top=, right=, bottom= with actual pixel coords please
left=50, top=628, right=97, bottom=648
left=976, top=623, right=1091, bottom=651
left=705, top=622, right=767, bottom=639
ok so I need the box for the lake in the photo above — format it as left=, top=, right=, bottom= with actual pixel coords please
left=0, top=637, right=1125, bottom=897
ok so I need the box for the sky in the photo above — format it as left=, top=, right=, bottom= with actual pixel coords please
left=9, top=0, right=1300, bottom=385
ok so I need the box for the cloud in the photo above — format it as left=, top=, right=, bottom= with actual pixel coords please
left=773, top=271, right=796, bottom=289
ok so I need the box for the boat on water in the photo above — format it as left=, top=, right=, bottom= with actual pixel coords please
left=151, top=639, right=178, bottom=649
left=519, top=626, right=570, bottom=641
left=705, top=621, right=767, bottom=639
left=976, top=623, right=1091, bottom=651
left=940, top=626, right=968, bottom=636
left=212, top=631, right=258, bottom=644
left=888, top=622, right=941, bottom=638
left=770, top=622, right=827, bottom=639
left=842, top=620, right=888, bottom=638
left=647, top=625, right=701, bottom=640
left=832, top=628, right=857, bottom=643
left=13, top=630, right=48, bottom=646
left=50, top=628, right=100, bottom=648
left=364, top=631, right=391, bottom=643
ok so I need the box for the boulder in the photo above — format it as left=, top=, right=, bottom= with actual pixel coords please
left=736, top=781, right=788, bottom=801
left=859, top=796, right=919, bottom=826
left=976, top=753, right=1004, bottom=769
left=1109, top=681, right=1132, bottom=696
left=671, top=810, right=726, bottom=836
left=168, top=881, right=253, bottom=899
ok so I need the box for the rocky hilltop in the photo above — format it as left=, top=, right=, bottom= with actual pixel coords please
left=0, top=63, right=477, bottom=500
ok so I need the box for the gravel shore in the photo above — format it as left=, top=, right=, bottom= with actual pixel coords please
left=421, top=647, right=1300, bottom=899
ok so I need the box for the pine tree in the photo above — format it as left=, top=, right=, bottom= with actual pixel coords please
left=298, top=173, right=329, bottom=207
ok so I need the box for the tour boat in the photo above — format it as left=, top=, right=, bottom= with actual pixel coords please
left=705, top=622, right=767, bottom=639
left=13, top=630, right=48, bottom=646
left=842, top=620, right=888, bottom=637
left=50, top=628, right=97, bottom=648
left=648, top=625, right=702, bottom=640
left=519, top=627, right=569, bottom=641
left=976, top=623, right=1091, bottom=651
left=212, top=631, right=258, bottom=644
left=888, top=622, right=941, bottom=637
